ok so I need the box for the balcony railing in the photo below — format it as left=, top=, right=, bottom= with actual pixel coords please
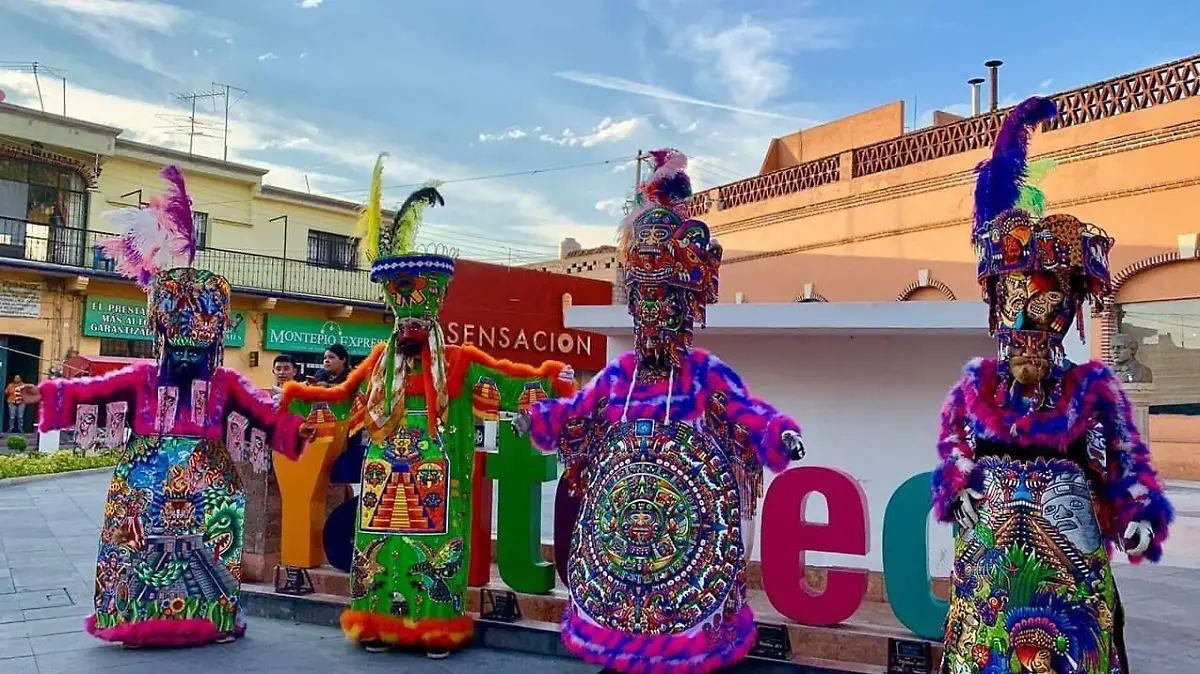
left=0, top=219, right=383, bottom=305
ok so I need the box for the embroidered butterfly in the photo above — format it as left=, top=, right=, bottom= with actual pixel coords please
left=350, top=538, right=387, bottom=600
left=407, top=537, right=464, bottom=611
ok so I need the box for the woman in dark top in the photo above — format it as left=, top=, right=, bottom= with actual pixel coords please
left=315, top=344, right=350, bottom=387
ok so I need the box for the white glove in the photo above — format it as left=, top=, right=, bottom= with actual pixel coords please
left=511, top=411, right=532, bottom=438
left=1122, top=521, right=1153, bottom=557
left=782, top=430, right=805, bottom=460
left=953, top=489, right=983, bottom=530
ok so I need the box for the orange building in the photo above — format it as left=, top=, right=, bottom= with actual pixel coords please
left=679, top=53, right=1200, bottom=478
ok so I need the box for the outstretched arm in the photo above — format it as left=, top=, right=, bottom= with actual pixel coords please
left=35, top=364, right=150, bottom=432
left=213, top=368, right=305, bottom=461
left=930, top=376, right=981, bottom=524
left=527, top=362, right=617, bottom=458
left=705, top=356, right=800, bottom=472
left=279, top=344, right=384, bottom=415
left=1097, top=375, right=1173, bottom=563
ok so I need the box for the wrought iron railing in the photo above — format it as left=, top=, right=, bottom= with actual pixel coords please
left=686, top=52, right=1200, bottom=213
left=0, top=220, right=383, bottom=304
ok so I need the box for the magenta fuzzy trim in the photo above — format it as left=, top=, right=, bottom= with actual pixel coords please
left=85, top=613, right=243, bottom=647
left=36, top=363, right=303, bottom=460
left=37, top=363, right=154, bottom=433
left=529, top=349, right=799, bottom=471
left=932, top=358, right=1173, bottom=560
left=560, top=603, right=757, bottom=674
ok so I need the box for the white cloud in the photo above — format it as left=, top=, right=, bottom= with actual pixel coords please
left=8, top=0, right=190, bottom=78
left=300, top=0, right=324, bottom=7
left=555, top=71, right=813, bottom=123
left=258, top=52, right=277, bottom=61
left=539, top=117, right=643, bottom=148
left=299, top=52, right=308, bottom=59
left=478, top=128, right=528, bottom=142
left=594, top=198, right=626, bottom=216
left=686, top=18, right=791, bottom=108
left=192, top=49, right=199, bottom=58
left=0, top=71, right=614, bottom=254
left=1040, top=78, right=1054, bottom=90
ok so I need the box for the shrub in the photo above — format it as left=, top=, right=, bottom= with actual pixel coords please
left=5, top=435, right=27, bottom=452
left=0, top=450, right=120, bottom=479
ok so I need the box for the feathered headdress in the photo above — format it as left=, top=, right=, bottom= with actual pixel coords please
left=618, top=148, right=691, bottom=258
left=99, top=165, right=197, bottom=288
left=972, top=96, right=1058, bottom=239
left=357, top=153, right=446, bottom=264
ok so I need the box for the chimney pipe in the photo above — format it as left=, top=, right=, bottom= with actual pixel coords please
left=984, top=60, right=1003, bottom=112
left=968, top=78, right=985, bottom=116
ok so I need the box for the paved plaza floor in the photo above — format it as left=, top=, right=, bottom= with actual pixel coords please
left=1, top=470, right=1198, bottom=673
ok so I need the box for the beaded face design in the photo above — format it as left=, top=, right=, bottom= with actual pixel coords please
left=148, top=268, right=231, bottom=374
left=623, top=207, right=721, bottom=369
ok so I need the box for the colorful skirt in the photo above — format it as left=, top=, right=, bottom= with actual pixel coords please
left=563, top=419, right=754, bottom=674
left=941, top=454, right=1127, bottom=674
left=89, top=435, right=247, bottom=646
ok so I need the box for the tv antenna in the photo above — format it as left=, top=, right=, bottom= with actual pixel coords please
left=172, top=88, right=225, bottom=155
left=0, top=61, right=68, bottom=115
left=212, top=82, right=248, bottom=161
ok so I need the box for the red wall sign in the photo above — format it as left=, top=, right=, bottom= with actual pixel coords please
left=440, top=259, right=611, bottom=372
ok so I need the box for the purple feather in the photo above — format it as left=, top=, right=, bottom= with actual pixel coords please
left=972, top=96, right=1058, bottom=238
left=156, top=164, right=196, bottom=265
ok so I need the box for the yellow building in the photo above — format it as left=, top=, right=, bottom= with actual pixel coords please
left=0, top=101, right=396, bottom=425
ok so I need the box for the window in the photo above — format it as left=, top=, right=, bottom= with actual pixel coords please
left=193, top=211, right=209, bottom=250
left=307, top=230, right=359, bottom=269
left=99, top=339, right=156, bottom=359
left=1116, top=298, right=1200, bottom=414
left=0, top=156, right=88, bottom=227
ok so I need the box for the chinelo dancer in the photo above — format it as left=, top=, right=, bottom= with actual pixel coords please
left=20, top=166, right=305, bottom=647
left=932, top=96, right=1174, bottom=674
left=280, top=154, right=575, bottom=658
left=514, top=148, right=806, bottom=674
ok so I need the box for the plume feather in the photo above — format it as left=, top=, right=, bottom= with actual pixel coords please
left=357, top=153, right=388, bottom=262
left=97, top=164, right=195, bottom=288
left=973, top=97, right=1058, bottom=238
left=388, top=182, right=445, bottom=257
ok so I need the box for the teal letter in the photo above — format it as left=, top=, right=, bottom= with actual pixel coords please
left=882, top=471, right=949, bottom=640
left=487, top=419, right=556, bottom=594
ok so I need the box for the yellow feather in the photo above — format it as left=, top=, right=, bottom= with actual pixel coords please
left=357, top=152, right=388, bottom=261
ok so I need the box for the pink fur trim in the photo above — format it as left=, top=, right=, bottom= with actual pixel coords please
left=36, top=363, right=152, bottom=433
left=560, top=602, right=756, bottom=674
left=85, top=613, right=241, bottom=647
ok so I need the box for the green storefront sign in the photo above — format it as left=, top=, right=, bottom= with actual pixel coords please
left=262, top=315, right=390, bottom=356
left=82, top=296, right=247, bottom=348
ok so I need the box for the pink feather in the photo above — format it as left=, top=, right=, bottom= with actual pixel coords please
left=97, top=164, right=196, bottom=286
left=154, top=164, right=196, bottom=262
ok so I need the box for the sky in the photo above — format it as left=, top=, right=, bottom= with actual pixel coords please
left=0, top=0, right=1197, bottom=265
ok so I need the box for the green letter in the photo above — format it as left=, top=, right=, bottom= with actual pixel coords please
left=487, top=418, right=556, bottom=594
left=883, top=471, right=949, bottom=640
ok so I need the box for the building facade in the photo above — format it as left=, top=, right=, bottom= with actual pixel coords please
left=0, top=102, right=611, bottom=435
left=677, top=53, right=1200, bottom=477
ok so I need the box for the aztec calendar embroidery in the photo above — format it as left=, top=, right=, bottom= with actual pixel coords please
left=569, top=417, right=739, bottom=635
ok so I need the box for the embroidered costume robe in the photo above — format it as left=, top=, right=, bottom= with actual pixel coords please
left=932, top=358, right=1173, bottom=674
left=528, top=348, right=799, bottom=674
left=281, top=341, right=573, bottom=651
left=37, top=363, right=303, bottom=646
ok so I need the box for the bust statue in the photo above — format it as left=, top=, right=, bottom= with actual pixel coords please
left=1111, top=333, right=1153, bottom=383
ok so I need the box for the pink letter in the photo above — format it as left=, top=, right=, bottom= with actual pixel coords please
left=761, top=466, right=869, bottom=626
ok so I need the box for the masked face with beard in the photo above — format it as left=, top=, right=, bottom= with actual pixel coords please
left=993, top=271, right=1075, bottom=389
left=394, top=317, right=432, bottom=357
